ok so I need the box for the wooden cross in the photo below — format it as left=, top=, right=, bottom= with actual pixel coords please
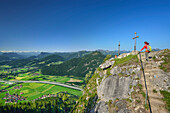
left=132, top=32, right=139, bottom=51
left=118, top=42, right=120, bottom=55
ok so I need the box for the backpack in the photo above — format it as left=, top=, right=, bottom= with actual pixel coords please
left=147, top=45, right=152, bottom=52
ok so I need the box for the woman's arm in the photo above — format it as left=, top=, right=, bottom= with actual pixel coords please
left=140, top=45, right=147, bottom=51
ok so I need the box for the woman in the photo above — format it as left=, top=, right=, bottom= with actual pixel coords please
left=140, top=41, right=150, bottom=61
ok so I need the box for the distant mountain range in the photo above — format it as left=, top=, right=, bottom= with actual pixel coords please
left=0, top=49, right=160, bottom=68
left=96, top=49, right=131, bottom=56
left=1, top=54, right=65, bottom=68
left=0, top=49, right=164, bottom=77
left=0, top=49, right=131, bottom=58
left=0, top=49, right=135, bottom=66
left=0, top=52, right=25, bottom=61
left=152, top=48, right=161, bottom=51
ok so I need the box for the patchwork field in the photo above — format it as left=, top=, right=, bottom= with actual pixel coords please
left=0, top=65, right=84, bottom=87
left=0, top=82, right=82, bottom=105
left=0, top=82, right=12, bottom=90
left=0, top=65, right=84, bottom=105
left=13, top=74, right=83, bottom=84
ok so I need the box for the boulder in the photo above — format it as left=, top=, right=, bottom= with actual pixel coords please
left=99, top=58, right=115, bottom=70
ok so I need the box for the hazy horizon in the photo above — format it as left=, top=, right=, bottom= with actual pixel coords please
left=0, top=49, right=132, bottom=53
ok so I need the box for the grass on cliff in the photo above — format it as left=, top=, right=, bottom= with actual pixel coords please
left=159, top=49, right=170, bottom=72
left=72, top=73, right=99, bottom=112
left=113, top=55, right=139, bottom=67
left=160, top=90, right=170, bottom=111
left=104, top=54, right=112, bottom=62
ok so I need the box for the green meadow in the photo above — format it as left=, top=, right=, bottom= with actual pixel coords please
left=0, top=82, right=82, bottom=105
left=0, top=64, right=84, bottom=105
left=14, top=73, right=84, bottom=84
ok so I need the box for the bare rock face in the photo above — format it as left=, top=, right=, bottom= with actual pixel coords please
left=110, top=66, right=122, bottom=74
left=91, top=100, right=131, bottom=113
left=115, top=100, right=131, bottom=113
left=91, top=101, right=109, bottom=113
left=152, top=71, right=170, bottom=91
left=97, top=75, right=133, bottom=102
left=91, top=65, right=141, bottom=113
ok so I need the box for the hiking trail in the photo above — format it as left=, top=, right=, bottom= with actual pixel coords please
left=138, top=51, right=168, bottom=113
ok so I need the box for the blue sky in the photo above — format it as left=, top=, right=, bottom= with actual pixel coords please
left=0, top=0, right=170, bottom=52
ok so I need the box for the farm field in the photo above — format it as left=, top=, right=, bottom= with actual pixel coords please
left=0, top=82, right=82, bottom=105
left=12, top=73, right=84, bottom=86
left=0, top=82, right=13, bottom=90
left=0, top=64, right=84, bottom=86
left=0, top=64, right=84, bottom=105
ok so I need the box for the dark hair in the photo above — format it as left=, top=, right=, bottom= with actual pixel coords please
left=144, top=41, right=149, bottom=45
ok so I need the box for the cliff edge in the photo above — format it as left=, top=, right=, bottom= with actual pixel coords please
left=72, top=49, right=170, bottom=113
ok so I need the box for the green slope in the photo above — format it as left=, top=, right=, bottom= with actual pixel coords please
left=41, top=51, right=105, bottom=77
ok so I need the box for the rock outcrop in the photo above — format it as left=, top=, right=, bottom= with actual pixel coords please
left=72, top=50, right=170, bottom=113
left=93, top=63, right=141, bottom=113
left=99, top=58, right=115, bottom=70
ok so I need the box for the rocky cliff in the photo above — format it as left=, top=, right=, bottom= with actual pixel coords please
left=72, top=49, right=170, bottom=113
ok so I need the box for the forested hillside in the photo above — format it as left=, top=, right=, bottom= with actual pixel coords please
left=0, top=56, right=10, bottom=62
left=0, top=53, right=25, bottom=63
left=54, top=50, right=91, bottom=60
left=1, top=54, right=64, bottom=68
left=1, top=53, right=25, bottom=59
left=0, top=92, right=78, bottom=113
left=41, top=51, right=105, bottom=77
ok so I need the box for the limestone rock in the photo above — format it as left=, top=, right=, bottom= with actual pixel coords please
left=115, top=100, right=131, bottom=113
left=99, top=58, right=115, bottom=70
left=91, top=101, right=109, bottom=113
left=152, top=72, right=170, bottom=91
left=97, top=75, right=133, bottom=102
left=110, top=66, right=122, bottom=75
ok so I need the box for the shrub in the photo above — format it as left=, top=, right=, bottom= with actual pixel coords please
left=136, top=100, right=141, bottom=103
left=97, top=67, right=102, bottom=71
left=106, top=68, right=111, bottom=76
left=140, top=90, right=146, bottom=98
left=138, top=84, right=143, bottom=90
left=153, top=89, right=157, bottom=93
left=104, top=55, right=112, bottom=62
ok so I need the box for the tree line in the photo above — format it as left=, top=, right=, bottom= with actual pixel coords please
left=0, top=92, right=78, bottom=113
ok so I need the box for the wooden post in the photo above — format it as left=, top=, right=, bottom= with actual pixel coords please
left=133, top=32, right=139, bottom=51
left=134, top=32, right=136, bottom=51
left=118, top=42, right=120, bottom=55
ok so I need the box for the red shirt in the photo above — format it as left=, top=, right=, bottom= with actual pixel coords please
left=140, top=44, right=149, bottom=52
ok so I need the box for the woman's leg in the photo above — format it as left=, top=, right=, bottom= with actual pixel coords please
left=145, top=52, right=149, bottom=61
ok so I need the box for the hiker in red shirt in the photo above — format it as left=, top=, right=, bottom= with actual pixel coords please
left=140, top=41, right=150, bottom=61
